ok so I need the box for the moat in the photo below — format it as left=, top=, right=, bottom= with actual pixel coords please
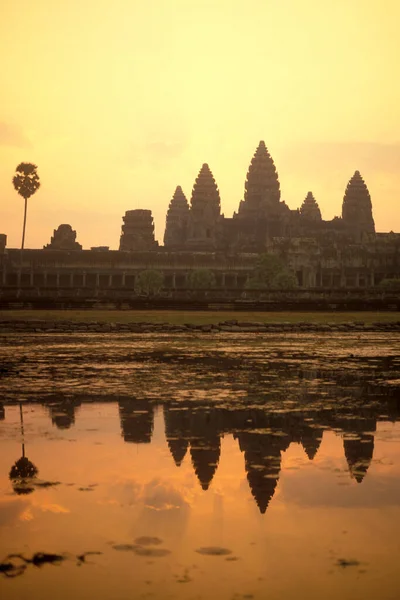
left=1, top=332, right=400, bottom=599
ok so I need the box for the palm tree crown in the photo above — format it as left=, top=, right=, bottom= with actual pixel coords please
left=13, top=162, right=40, bottom=199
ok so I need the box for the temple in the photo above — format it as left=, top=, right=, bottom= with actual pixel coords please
left=21, top=395, right=398, bottom=514
left=1, top=140, right=399, bottom=295
left=44, top=224, right=82, bottom=250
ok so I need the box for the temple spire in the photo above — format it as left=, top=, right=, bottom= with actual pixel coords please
left=300, top=192, right=322, bottom=222
left=237, top=141, right=281, bottom=218
left=164, top=186, right=189, bottom=248
left=342, top=171, right=375, bottom=234
left=186, top=163, right=221, bottom=250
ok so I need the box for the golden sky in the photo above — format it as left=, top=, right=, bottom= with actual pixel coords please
left=1, top=0, right=399, bottom=249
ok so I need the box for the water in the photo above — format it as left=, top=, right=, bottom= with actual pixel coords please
left=0, top=332, right=400, bottom=599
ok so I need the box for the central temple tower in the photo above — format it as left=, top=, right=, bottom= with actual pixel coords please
left=237, top=140, right=281, bottom=219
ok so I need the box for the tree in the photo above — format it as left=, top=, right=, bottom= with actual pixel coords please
left=134, top=270, right=164, bottom=296
left=12, top=162, right=41, bottom=250
left=246, top=254, right=298, bottom=289
left=378, top=277, right=400, bottom=291
left=187, top=269, right=216, bottom=289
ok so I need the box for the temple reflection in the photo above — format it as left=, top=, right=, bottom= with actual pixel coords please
left=119, top=399, right=154, bottom=443
left=1, top=386, right=399, bottom=512
left=47, top=398, right=81, bottom=429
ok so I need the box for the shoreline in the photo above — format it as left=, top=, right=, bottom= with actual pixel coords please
left=1, top=318, right=399, bottom=334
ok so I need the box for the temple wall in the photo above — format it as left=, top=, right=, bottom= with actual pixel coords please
left=0, top=245, right=399, bottom=297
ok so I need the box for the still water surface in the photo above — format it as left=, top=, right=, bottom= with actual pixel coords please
left=0, top=333, right=400, bottom=599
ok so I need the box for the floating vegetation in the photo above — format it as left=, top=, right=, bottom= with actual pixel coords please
left=0, top=551, right=103, bottom=578
left=195, top=547, right=233, bottom=556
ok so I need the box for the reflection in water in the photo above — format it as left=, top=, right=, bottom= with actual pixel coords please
left=48, top=398, right=81, bottom=430
left=119, top=399, right=154, bottom=443
left=9, top=403, right=39, bottom=495
left=3, top=387, right=395, bottom=513
left=1, top=334, right=400, bottom=599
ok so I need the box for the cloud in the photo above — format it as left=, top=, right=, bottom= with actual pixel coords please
left=0, top=122, right=31, bottom=148
left=0, top=498, right=29, bottom=527
left=142, top=478, right=192, bottom=512
left=39, top=503, right=70, bottom=514
left=108, top=480, right=142, bottom=506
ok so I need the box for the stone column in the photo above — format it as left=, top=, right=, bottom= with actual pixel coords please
left=30, top=271, right=34, bottom=286
left=233, top=273, right=238, bottom=288
left=56, top=273, right=60, bottom=287
left=355, top=272, right=360, bottom=288
left=95, top=273, right=100, bottom=287
left=221, top=272, right=226, bottom=287
left=172, top=272, right=176, bottom=289
left=69, top=273, right=74, bottom=287
left=82, top=272, right=86, bottom=287
left=44, top=272, right=48, bottom=287
left=370, top=271, right=375, bottom=287
left=122, top=272, right=126, bottom=287
left=108, top=274, right=113, bottom=287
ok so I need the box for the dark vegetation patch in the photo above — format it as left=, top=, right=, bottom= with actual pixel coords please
left=0, top=551, right=103, bottom=578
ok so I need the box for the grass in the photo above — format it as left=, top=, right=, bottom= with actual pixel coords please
left=0, top=309, right=399, bottom=325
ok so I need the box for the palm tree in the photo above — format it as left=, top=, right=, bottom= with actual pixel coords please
left=12, top=163, right=41, bottom=250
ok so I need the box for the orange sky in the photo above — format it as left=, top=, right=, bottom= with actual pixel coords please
left=1, top=0, right=399, bottom=249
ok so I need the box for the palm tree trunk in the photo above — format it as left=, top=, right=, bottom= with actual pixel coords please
left=21, top=197, right=28, bottom=250
left=19, top=403, right=25, bottom=457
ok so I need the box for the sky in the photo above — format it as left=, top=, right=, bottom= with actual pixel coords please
left=1, top=0, right=399, bottom=249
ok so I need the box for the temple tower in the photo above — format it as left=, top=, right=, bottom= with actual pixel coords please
left=119, top=209, right=158, bottom=251
left=186, top=164, right=221, bottom=250
left=300, top=192, right=322, bottom=222
left=44, top=224, right=82, bottom=250
left=163, top=405, right=190, bottom=467
left=190, top=437, right=221, bottom=491
left=237, top=431, right=282, bottom=514
left=343, top=433, right=374, bottom=483
left=163, top=186, right=190, bottom=248
left=342, top=171, right=375, bottom=234
left=237, top=141, right=281, bottom=219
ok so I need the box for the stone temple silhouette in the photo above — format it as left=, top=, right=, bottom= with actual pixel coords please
left=1, top=139, right=399, bottom=293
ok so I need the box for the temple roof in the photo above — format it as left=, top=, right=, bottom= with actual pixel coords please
left=164, top=187, right=190, bottom=247
left=300, top=192, right=322, bottom=221
left=190, top=438, right=221, bottom=491
left=191, top=164, right=221, bottom=211
left=238, top=141, right=281, bottom=218
left=169, top=186, right=189, bottom=210
left=342, top=171, right=375, bottom=233
left=343, top=434, right=374, bottom=484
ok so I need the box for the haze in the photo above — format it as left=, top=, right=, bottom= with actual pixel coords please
left=1, top=0, right=399, bottom=249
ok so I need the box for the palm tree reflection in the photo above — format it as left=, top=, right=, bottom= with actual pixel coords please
left=9, top=403, right=38, bottom=495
